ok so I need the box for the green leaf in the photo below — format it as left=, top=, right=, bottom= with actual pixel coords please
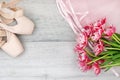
left=101, top=62, right=120, bottom=68
left=105, top=47, right=120, bottom=51
left=104, top=66, right=112, bottom=72
left=88, top=54, right=109, bottom=64
left=112, top=34, right=120, bottom=44
left=100, top=51, right=118, bottom=56
left=112, top=58, right=120, bottom=64
left=101, top=39, right=120, bottom=48
left=112, top=54, right=120, bottom=60
left=101, top=59, right=112, bottom=66
left=115, top=33, right=120, bottom=39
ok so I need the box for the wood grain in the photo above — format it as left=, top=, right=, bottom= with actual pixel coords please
left=18, top=0, right=75, bottom=42
left=0, top=42, right=119, bottom=80
left=0, top=0, right=119, bottom=80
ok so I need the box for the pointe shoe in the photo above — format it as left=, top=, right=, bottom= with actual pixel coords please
left=0, top=8, right=35, bottom=34
left=0, top=16, right=13, bottom=24
left=0, top=17, right=35, bottom=35
left=0, top=0, right=20, bottom=24
left=0, top=1, right=34, bottom=34
left=1, top=30, right=24, bottom=57
left=2, top=0, right=21, bottom=8
left=0, top=0, right=34, bottom=57
left=0, top=27, right=23, bottom=57
left=0, top=29, right=7, bottom=47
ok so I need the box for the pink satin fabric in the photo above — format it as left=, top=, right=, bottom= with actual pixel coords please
left=57, top=0, right=120, bottom=33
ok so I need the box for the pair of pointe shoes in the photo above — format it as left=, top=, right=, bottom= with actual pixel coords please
left=0, top=0, right=34, bottom=57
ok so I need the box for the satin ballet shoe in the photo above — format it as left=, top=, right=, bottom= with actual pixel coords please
left=1, top=31, right=24, bottom=57
left=0, top=15, right=35, bottom=35
left=0, top=0, right=20, bottom=19
left=0, top=16, right=14, bottom=24
left=0, top=1, right=16, bottom=24
left=0, top=6, right=34, bottom=34
left=2, top=0, right=21, bottom=8
left=0, top=6, right=24, bottom=19
left=0, top=27, right=23, bottom=57
left=0, top=0, right=34, bottom=35
left=0, top=29, right=7, bottom=47
left=0, top=12, right=13, bottom=24
left=0, top=0, right=34, bottom=57
left=0, top=0, right=21, bottom=23
left=0, top=7, right=22, bottom=24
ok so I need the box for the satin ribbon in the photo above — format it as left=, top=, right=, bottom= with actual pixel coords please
left=56, top=0, right=88, bottom=34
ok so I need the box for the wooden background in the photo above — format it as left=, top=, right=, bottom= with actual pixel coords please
left=0, top=0, right=119, bottom=80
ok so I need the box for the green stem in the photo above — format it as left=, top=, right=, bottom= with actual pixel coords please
left=101, top=39, right=120, bottom=48
left=101, top=39, right=111, bottom=45
left=113, top=34, right=120, bottom=42
left=112, top=34, right=120, bottom=44
left=103, top=56, right=111, bottom=59
left=101, top=63, right=120, bottom=68
left=105, top=47, right=120, bottom=51
left=87, top=54, right=108, bottom=65
left=84, top=49, right=96, bottom=57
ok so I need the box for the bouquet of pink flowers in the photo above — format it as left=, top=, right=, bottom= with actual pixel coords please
left=57, top=0, right=120, bottom=75
left=74, top=18, right=120, bottom=75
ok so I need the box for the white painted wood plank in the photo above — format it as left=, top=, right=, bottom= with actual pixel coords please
left=0, top=77, right=45, bottom=80
left=4, top=0, right=74, bottom=42
left=0, top=42, right=118, bottom=80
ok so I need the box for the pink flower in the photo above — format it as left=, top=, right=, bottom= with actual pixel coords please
left=94, top=40, right=104, bottom=56
left=78, top=50, right=87, bottom=61
left=74, top=44, right=82, bottom=53
left=104, top=25, right=116, bottom=37
left=97, top=59, right=105, bottom=65
left=91, top=27, right=103, bottom=41
left=94, top=18, right=106, bottom=27
left=93, top=62, right=101, bottom=75
left=80, top=62, right=92, bottom=72
left=76, top=32, right=88, bottom=50
left=83, top=25, right=93, bottom=37
left=77, top=50, right=92, bottom=71
left=90, top=18, right=106, bottom=41
left=100, top=18, right=106, bottom=25
left=79, top=58, right=92, bottom=72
